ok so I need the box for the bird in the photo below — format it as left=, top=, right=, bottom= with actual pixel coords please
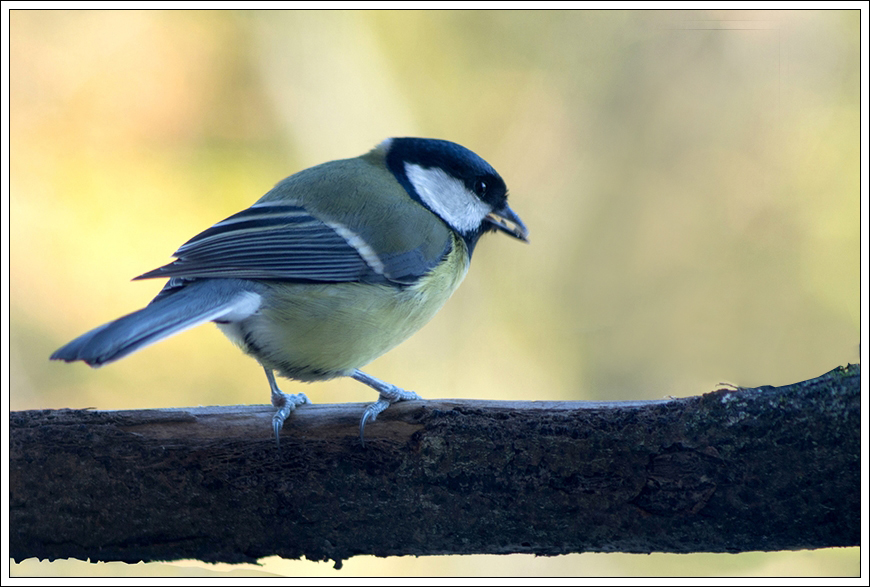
left=50, top=137, right=529, bottom=445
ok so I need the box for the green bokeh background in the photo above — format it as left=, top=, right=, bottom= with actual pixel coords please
left=10, top=9, right=860, bottom=577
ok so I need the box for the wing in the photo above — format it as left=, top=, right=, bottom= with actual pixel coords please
left=134, top=201, right=448, bottom=285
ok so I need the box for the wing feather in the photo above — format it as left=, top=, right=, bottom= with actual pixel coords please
left=134, top=202, right=442, bottom=285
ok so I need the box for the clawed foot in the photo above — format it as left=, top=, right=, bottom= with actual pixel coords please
left=353, top=370, right=420, bottom=447
left=266, top=368, right=309, bottom=446
left=263, top=368, right=421, bottom=447
left=271, top=390, right=309, bottom=446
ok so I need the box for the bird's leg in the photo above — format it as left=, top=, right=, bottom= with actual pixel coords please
left=266, top=368, right=309, bottom=446
left=352, top=369, right=421, bottom=446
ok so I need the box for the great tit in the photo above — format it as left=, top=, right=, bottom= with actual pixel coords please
left=51, top=137, right=529, bottom=445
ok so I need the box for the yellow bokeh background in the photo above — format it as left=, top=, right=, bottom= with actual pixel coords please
left=9, top=9, right=860, bottom=577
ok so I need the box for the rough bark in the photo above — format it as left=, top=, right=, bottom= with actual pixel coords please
left=9, top=364, right=860, bottom=569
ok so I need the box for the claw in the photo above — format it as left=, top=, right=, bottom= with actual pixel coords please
left=358, top=410, right=372, bottom=448
left=273, top=414, right=283, bottom=447
left=358, top=398, right=390, bottom=447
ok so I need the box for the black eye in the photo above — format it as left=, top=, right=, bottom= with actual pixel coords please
left=473, top=179, right=488, bottom=198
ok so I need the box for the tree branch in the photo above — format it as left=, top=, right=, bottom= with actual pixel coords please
left=10, top=364, right=860, bottom=568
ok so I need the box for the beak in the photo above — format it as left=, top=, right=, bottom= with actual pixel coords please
left=485, top=204, right=529, bottom=242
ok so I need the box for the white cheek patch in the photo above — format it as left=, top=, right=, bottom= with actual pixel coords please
left=405, top=163, right=492, bottom=234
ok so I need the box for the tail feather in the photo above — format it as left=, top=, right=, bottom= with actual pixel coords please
left=50, top=280, right=261, bottom=367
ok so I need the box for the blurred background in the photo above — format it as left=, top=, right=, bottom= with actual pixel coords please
left=9, top=9, right=860, bottom=577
